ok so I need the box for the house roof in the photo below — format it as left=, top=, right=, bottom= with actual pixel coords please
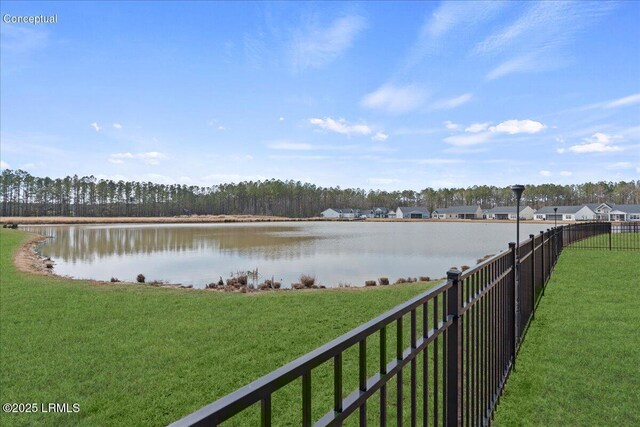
left=536, top=205, right=594, bottom=214
left=432, top=205, right=481, bottom=214
left=613, top=204, right=640, bottom=214
left=326, top=208, right=357, bottom=214
left=485, top=206, right=531, bottom=214
left=397, top=206, right=430, bottom=215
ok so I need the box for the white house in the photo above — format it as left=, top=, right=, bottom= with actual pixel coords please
left=320, top=208, right=357, bottom=219
left=396, top=206, right=431, bottom=219
left=533, top=205, right=596, bottom=221
left=484, top=205, right=535, bottom=220
left=592, top=203, right=640, bottom=221
left=616, top=204, right=640, bottom=221
left=431, top=205, right=482, bottom=219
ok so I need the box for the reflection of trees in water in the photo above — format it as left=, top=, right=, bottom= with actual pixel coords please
left=28, top=226, right=322, bottom=263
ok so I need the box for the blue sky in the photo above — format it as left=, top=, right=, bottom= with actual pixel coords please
left=1, top=1, right=639, bottom=190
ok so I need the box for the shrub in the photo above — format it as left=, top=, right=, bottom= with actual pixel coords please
left=419, top=276, right=431, bottom=282
left=237, top=274, right=248, bottom=286
left=110, top=277, right=121, bottom=283
left=461, top=265, right=470, bottom=271
left=292, top=282, right=304, bottom=290
left=299, top=275, right=315, bottom=288
left=136, top=274, right=145, bottom=283
left=365, top=280, right=377, bottom=287
left=379, top=277, right=390, bottom=286
left=395, top=278, right=407, bottom=284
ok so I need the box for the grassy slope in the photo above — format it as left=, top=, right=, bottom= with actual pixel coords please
left=0, top=229, right=436, bottom=426
left=494, top=248, right=640, bottom=426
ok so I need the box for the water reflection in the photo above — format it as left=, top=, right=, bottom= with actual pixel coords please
left=23, top=222, right=544, bottom=288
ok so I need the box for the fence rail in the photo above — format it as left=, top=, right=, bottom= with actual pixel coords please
left=170, top=222, right=633, bottom=427
left=564, top=221, right=640, bottom=250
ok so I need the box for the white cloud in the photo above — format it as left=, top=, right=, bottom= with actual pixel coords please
left=403, top=2, right=504, bottom=69
left=476, top=2, right=613, bottom=79
left=465, top=122, right=491, bottom=133
left=443, top=132, right=493, bottom=146
left=0, top=25, right=49, bottom=53
left=372, top=131, right=388, bottom=142
left=268, top=141, right=314, bottom=151
left=90, top=122, right=102, bottom=132
left=560, top=171, right=573, bottom=176
left=443, top=121, right=460, bottom=130
left=489, top=119, right=545, bottom=134
left=109, top=151, right=167, bottom=165
left=0, top=160, right=10, bottom=169
left=606, top=162, right=632, bottom=170
left=291, top=15, right=366, bottom=70
left=556, top=148, right=566, bottom=154
left=567, top=133, right=623, bottom=153
left=113, top=123, right=122, bottom=129
left=268, top=154, right=331, bottom=161
left=430, top=93, right=472, bottom=110
left=217, top=126, right=225, bottom=131
left=279, top=117, right=285, bottom=121
left=539, top=170, right=552, bottom=177
left=309, top=117, right=372, bottom=136
left=443, top=119, right=545, bottom=146
left=604, top=93, right=640, bottom=109
left=486, top=54, right=542, bottom=80
left=361, top=84, right=428, bottom=114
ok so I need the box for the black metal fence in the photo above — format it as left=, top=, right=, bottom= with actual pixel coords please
left=170, top=222, right=620, bottom=427
left=563, top=221, right=640, bottom=250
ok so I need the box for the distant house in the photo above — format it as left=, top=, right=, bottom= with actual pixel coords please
left=484, top=205, right=535, bottom=220
left=533, top=205, right=596, bottom=221
left=360, top=207, right=390, bottom=218
left=592, top=203, right=640, bottom=221
left=431, top=205, right=482, bottom=219
left=387, top=210, right=397, bottom=219
left=396, top=206, right=431, bottom=219
left=373, top=207, right=390, bottom=218
left=320, top=208, right=357, bottom=219
left=615, top=204, right=640, bottom=221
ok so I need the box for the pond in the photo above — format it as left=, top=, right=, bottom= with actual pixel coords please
left=23, top=221, right=547, bottom=288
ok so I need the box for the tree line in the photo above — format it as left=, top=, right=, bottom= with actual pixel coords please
left=1, top=169, right=638, bottom=218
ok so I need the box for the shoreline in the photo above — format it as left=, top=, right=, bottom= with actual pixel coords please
left=10, top=230, right=441, bottom=294
left=1, top=215, right=564, bottom=225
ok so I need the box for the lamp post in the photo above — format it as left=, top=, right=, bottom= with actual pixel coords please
left=511, top=184, right=525, bottom=352
left=554, top=207, right=558, bottom=229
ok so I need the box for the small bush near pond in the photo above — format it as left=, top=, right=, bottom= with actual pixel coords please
left=365, top=280, right=376, bottom=287
left=136, top=274, right=145, bottom=283
left=299, top=275, right=315, bottom=287
left=379, top=277, right=389, bottom=286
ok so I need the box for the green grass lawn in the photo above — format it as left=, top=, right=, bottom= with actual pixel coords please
left=0, top=229, right=438, bottom=426
left=494, top=247, right=640, bottom=426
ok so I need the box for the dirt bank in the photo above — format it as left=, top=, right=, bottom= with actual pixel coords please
left=13, top=233, right=54, bottom=276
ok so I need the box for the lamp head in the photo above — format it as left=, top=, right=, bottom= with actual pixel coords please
left=510, top=184, right=525, bottom=201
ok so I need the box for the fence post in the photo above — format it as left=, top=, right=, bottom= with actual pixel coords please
left=609, top=222, right=612, bottom=251
left=540, top=231, right=545, bottom=290
left=446, top=269, right=462, bottom=427
left=530, top=234, right=536, bottom=319
left=509, top=242, right=517, bottom=369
